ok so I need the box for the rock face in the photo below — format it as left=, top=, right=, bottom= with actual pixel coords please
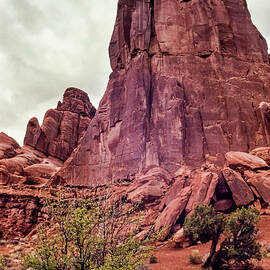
left=0, top=88, right=95, bottom=186
left=0, top=193, right=42, bottom=238
left=24, top=87, right=96, bottom=161
left=56, top=0, right=270, bottom=186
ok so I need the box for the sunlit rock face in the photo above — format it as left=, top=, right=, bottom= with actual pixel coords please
left=56, top=0, right=270, bottom=186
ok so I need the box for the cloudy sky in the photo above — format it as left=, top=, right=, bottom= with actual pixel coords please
left=0, top=0, right=269, bottom=145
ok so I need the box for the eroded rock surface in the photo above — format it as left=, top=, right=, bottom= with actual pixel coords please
left=24, top=87, right=96, bottom=161
left=57, top=0, right=270, bottom=187
left=0, top=88, right=95, bottom=186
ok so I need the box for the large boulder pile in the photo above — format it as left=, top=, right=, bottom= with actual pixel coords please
left=111, top=149, right=270, bottom=241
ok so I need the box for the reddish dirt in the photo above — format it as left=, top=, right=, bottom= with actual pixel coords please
left=149, top=215, right=270, bottom=270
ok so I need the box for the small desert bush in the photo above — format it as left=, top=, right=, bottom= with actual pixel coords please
left=184, top=205, right=262, bottom=269
left=149, top=255, right=158, bottom=264
left=189, top=249, right=203, bottom=265
left=0, top=255, right=5, bottom=270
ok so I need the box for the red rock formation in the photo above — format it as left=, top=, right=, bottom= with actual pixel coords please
left=0, top=193, right=42, bottom=238
left=24, top=87, right=96, bottom=161
left=56, top=0, right=270, bottom=187
left=0, top=88, right=95, bottom=186
left=3, top=0, right=270, bottom=242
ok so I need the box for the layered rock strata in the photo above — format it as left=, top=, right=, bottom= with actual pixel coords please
left=56, top=0, right=270, bottom=187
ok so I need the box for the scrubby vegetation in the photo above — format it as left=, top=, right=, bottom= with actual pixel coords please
left=189, top=249, right=203, bottom=265
left=0, top=255, right=5, bottom=270
left=23, top=195, right=154, bottom=270
left=184, top=205, right=262, bottom=270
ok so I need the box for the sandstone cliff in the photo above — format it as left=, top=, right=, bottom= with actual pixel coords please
left=55, top=0, right=270, bottom=187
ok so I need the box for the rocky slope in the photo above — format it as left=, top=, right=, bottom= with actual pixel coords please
left=1, top=0, right=270, bottom=248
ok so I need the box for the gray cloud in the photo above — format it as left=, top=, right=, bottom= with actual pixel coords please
left=0, top=0, right=269, bottom=145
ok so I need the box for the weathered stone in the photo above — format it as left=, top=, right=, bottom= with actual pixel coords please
left=173, top=228, right=184, bottom=244
left=24, top=88, right=95, bottom=161
left=127, top=167, right=171, bottom=204
left=0, top=133, right=20, bottom=159
left=57, top=87, right=96, bottom=118
left=0, top=194, right=42, bottom=238
left=56, top=0, right=270, bottom=187
left=253, top=199, right=262, bottom=212
left=185, top=171, right=219, bottom=213
left=155, top=187, right=191, bottom=239
left=225, top=151, right=269, bottom=170
left=159, top=177, right=187, bottom=212
left=250, top=147, right=270, bottom=164
left=247, top=171, right=270, bottom=204
left=213, top=199, right=234, bottom=212
left=23, top=163, right=59, bottom=186
left=222, top=168, right=254, bottom=206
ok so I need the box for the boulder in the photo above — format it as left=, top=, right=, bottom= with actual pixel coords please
left=0, top=132, right=20, bottom=159
left=225, top=151, right=269, bottom=170
left=250, top=147, right=270, bottom=164
left=222, top=168, right=254, bottom=206
left=23, top=163, right=59, bottom=185
left=155, top=187, right=192, bottom=239
left=247, top=171, right=270, bottom=204
left=185, top=172, right=219, bottom=213
left=127, top=167, right=171, bottom=204
left=159, top=177, right=187, bottom=212
left=173, top=228, right=184, bottom=244
left=213, top=199, right=234, bottom=212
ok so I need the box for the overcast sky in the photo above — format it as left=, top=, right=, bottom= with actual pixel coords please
left=0, top=0, right=269, bottom=145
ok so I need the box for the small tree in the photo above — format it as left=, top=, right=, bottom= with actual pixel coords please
left=183, top=205, right=224, bottom=268
left=217, top=207, right=262, bottom=270
left=183, top=205, right=262, bottom=270
left=24, top=195, right=154, bottom=270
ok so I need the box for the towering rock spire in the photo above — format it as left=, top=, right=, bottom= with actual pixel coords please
left=56, top=0, right=270, bottom=186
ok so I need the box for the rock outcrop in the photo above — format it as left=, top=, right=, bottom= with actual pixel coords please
left=56, top=0, right=270, bottom=187
left=24, top=87, right=96, bottom=161
left=0, top=88, right=95, bottom=186
left=2, top=0, right=270, bottom=243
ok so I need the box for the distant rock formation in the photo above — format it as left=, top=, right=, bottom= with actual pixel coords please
left=55, top=0, right=270, bottom=186
left=24, top=87, right=96, bottom=161
left=0, top=88, right=95, bottom=186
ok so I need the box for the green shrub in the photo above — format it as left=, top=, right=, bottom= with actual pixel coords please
left=189, top=250, right=203, bottom=265
left=184, top=204, right=224, bottom=268
left=23, top=195, right=154, bottom=270
left=0, top=255, right=5, bottom=270
left=217, top=207, right=262, bottom=269
left=183, top=205, right=262, bottom=270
